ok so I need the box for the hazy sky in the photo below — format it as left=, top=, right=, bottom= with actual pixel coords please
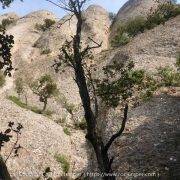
left=0, top=0, right=129, bottom=18
left=0, top=0, right=180, bottom=18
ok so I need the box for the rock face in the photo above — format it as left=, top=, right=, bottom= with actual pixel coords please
left=0, top=96, right=88, bottom=179
left=6, top=10, right=58, bottom=65
left=35, top=5, right=110, bottom=54
left=110, top=0, right=170, bottom=38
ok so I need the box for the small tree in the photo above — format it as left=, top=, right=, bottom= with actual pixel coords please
left=30, top=74, right=58, bottom=112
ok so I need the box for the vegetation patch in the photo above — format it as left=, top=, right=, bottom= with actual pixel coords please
left=158, top=66, right=180, bottom=87
left=41, top=48, right=51, bottom=55
left=112, top=2, right=180, bottom=47
left=35, top=18, right=56, bottom=31
left=8, top=96, right=53, bottom=117
left=54, top=154, right=70, bottom=173
left=0, top=71, right=5, bottom=87
left=0, top=18, right=15, bottom=30
left=63, top=127, right=71, bottom=136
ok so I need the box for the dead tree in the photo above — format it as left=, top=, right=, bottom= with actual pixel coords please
left=50, top=1, right=128, bottom=179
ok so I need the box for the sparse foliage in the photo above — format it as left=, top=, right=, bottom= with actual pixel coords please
left=158, top=66, right=180, bottom=87
left=0, top=30, right=14, bottom=76
left=30, top=74, right=58, bottom=112
left=0, top=18, right=15, bottom=30
left=15, top=77, right=28, bottom=104
left=52, top=0, right=130, bottom=178
left=54, top=154, right=70, bottom=173
left=36, top=18, right=56, bottom=31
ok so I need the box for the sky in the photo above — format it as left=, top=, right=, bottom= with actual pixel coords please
left=0, top=0, right=180, bottom=18
left=0, top=0, right=129, bottom=18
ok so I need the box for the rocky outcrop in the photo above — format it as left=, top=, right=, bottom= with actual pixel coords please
left=99, top=15, right=180, bottom=73
left=0, top=96, right=88, bottom=179
left=6, top=10, right=58, bottom=65
left=35, top=5, right=110, bottom=54
left=110, top=0, right=170, bottom=38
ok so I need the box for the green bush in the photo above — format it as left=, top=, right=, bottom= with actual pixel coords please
left=63, top=127, right=71, bottom=136
left=112, top=33, right=130, bottom=47
left=54, top=154, right=70, bottom=173
left=0, top=71, right=5, bottom=87
left=158, top=67, right=180, bottom=86
left=125, top=16, right=146, bottom=36
left=176, top=53, right=180, bottom=70
left=112, top=17, right=145, bottom=46
left=36, top=18, right=56, bottom=31
left=0, top=18, right=15, bottom=30
left=41, top=48, right=51, bottom=55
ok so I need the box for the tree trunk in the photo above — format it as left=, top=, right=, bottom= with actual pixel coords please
left=24, top=94, right=28, bottom=106
left=0, top=157, right=11, bottom=180
left=42, top=99, right=47, bottom=112
left=73, top=12, right=115, bottom=180
left=74, top=61, right=115, bottom=180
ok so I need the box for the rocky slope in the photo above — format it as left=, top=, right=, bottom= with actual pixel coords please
left=97, top=15, right=180, bottom=74
left=0, top=96, right=88, bottom=179
left=110, top=0, right=170, bottom=38
left=0, top=1, right=179, bottom=179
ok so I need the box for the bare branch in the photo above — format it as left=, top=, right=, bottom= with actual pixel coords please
left=46, top=0, right=74, bottom=12
left=81, top=37, right=102, bottom=58
left=59, top=13, right=75, bottom=27
left=104, top=104, right=128, bottom=153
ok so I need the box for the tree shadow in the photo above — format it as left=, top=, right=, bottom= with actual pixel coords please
left=111, top=94, right=180, bottom=180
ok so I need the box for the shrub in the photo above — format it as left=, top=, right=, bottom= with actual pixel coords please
left=158, top=67, right=180, bottom=86
left=176, top=53, right=180, bottom=70
left=0, top=18, right=15, bottom=30
left=125, top=16, right=146, bottom=36
left=75, top=117, right=87, bottom=130
left=54, top=154, right=70, bottom=173
left=64, top=102, right=75, bottom=114
left=63, top=127, right=71, bottom=136
left=41, top=48, right=51, bottom=55
left=112, top=33, right=130, bottom=47
left=36, top=18, right=56, bottom=31
left=0, top=71, right=5, bottom=87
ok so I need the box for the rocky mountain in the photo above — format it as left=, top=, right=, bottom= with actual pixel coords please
left=110, top=0, right=170, bottom=38
left=0, top=0, right=179, bottom=179
left=35, top=5, right=110, bottom=55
